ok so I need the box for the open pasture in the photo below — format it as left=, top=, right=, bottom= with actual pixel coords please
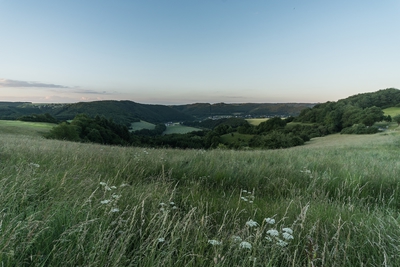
left=0, top=120, right=55, bottom=136
left=129, top=120, right=156, bottom=131
left=246, top=118, right=268, bottom=126
left=163, top=123, right=201, bottom=134
left=0, top=129, right=400, bottom=266
left=383, top=106, right=400, bottom=117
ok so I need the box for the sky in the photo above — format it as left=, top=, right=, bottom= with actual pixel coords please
left=0, top=0, right=399, bottom=104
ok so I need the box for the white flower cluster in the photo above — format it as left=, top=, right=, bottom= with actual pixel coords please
left=159, top=201, right=178, bottom=213
left=265, top=226, right=294, bottom=247
left=240, top=189, right=255, bottom=203
left=99, top=182, right=122, bottom=213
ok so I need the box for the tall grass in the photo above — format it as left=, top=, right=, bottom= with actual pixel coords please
left=0, top=132, right=400, bottom=266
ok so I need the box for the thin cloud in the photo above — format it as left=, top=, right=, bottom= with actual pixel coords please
left=0, top=79, right=70, bottom=89
left=72, top=88, right=110, bottom=94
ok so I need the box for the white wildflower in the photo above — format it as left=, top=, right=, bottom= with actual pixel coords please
left=277, top=239, right=288, bottom=247
left=266, top=229, right=279, bottom=237
left=159, top=202, right=167, bottom=207
left=100, top=199, right=111, bottom=204
left=112, top=194, right=121, bottom=199
left=242, top=190, right=247, bottom=193
left=231, top=235, right=242, bottom=243
left=208, top=239, right=222, bottom=246
left=282, top=232, right=294, bottom=240
left=239, top=241, right=252, bottom=250
left=110, top=186, right=117, bottom=189
left=99, top=182, right=107, bottom=186
left=157, top=237, right=165, bottom=243
left=265, top=218, right=276, bottom=224
left=120, top=183, right=129, bottom=187
left=246, top=219, right=259, bottom=228
left=265, top=236, right=272, bottom=241
left=110, top=208, right=120, bottom=213
left=29, top=163, right=40, bottom=168
left=241, top=197, right=248, bottom=201
left=105, top=186, right=111, bottom=191
left=170, top=202, right=175, bottom=206
left=172, top=206, right=178, bottom=210
left=282, top=227, right=293, bottom=234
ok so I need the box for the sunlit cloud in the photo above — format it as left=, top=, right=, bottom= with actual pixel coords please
left=0, top=79, right=70, bottom=89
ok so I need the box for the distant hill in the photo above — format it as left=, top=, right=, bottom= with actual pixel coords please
left=170, top=102, right=314, bottom=119
left=0, top=100, right=314, bottom=124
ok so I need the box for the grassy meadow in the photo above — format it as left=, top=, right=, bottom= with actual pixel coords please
left=1, top=124, right=400, bottom=266
left=162, top=123, right=201, bottom=135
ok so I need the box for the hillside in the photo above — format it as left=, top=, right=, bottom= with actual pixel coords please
left=171, top=102, right=314, bottom=119
left=0, top=101, right=314, bottom=124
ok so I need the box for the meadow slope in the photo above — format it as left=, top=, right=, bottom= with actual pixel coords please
left=0, top=131, right=400, bottom=266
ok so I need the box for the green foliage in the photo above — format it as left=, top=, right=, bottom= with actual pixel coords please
left=46, top=114, right=131, bottom=145
left=340, top=124, right=379, bottom=134
left=256, top=117, right=286, bottom=133
left=18, top=113, right=58, bottom=123
left=393, top=114, right=400, bottom=125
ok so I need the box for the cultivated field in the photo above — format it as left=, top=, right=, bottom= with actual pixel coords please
left=1, top=126, right=400, bottom=266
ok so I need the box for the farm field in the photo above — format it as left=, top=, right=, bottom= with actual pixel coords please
left=1, top=124, right=400, bottom=266
left=163, top=123, right=201, bottom=135
left=246, top=118, right=268, bottom=126
left=383, top=106, right=400, bottom=117
left=129, top=120, right=156, bottom=131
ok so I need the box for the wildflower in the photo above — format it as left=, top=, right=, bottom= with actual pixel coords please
left=242, top=190, right=247, bottom=193
left=249, top=256, right=257, bottom=262
left=265, top=217, right=275, bottom=224
left=120, top=183, right=129, bottom=187
left=246, top=219, right=259, bottom=228
left=29, top=163, right=40, bottom=168
left=159, top=202, right=167, bottom=207
left=231, top=235, right=242, bottom=243
left=208, top=239, right=222, bottom=246
left=172, top=206, right=178, bottom=210
left=99, top=182, right=107, bottom=186
left=241, top=197, right=248, bottom=201
left=265, top=236, right=272, bottom=241
left=112, top=194, right=121, bottom=199
left=100, top=199, right=111, bottom=204
left=282, top=227, right=293, bottom=234
left=110, top=208, right=120, bottom=213
left=157, top=237, right=165, bottom=243
left=105, top=186, right=111, bottom=191
left=277, top=239, right=288, bottom=247
left=170, top=202, right=175, bottom=206
left=249, top=201, right=253, bottom=204
left=282, top=232, right=294, bottom=240
left=239, top=241, right=252, bottom=249
left=266, top=229, right=279, bottom=237
left=110, top=186, right=117, bottom=189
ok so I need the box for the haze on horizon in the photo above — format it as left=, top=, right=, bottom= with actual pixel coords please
left=1, top=0, right=399, bottom=105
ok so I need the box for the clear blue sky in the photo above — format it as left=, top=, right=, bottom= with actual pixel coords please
left=1, top=0, right=399, bottom=104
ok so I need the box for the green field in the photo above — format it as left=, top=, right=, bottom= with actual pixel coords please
left=1, top=122, right=400, bottom=266
left=163, top=123, right=201, bottom=134
left=0, top=120, right=55, bottom=136
left=129, top=120, right=156, bottom=131
left=383, top=106, right=400, bottom=117
left=246, top=118, right=268, bottom=126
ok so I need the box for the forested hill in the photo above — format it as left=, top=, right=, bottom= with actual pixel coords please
left=170, top=102, right=314, bottom=119
left=295, top=88, right=399, bottom=132
left=51, top=101, right=194, bottom=125
left=0, top=100, right=313, bottom=124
